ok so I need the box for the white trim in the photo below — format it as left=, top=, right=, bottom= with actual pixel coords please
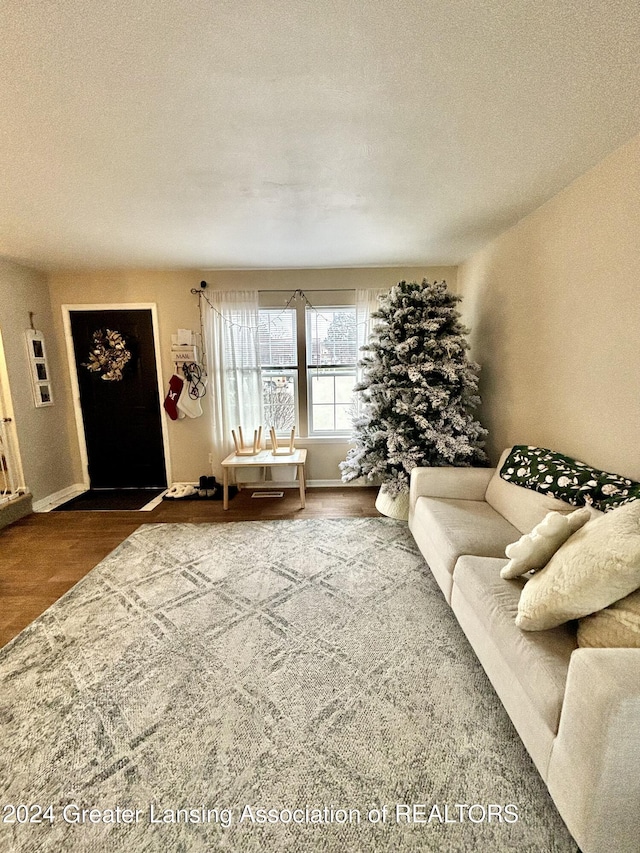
left=234, top=479, right=374, bottom=488
left=140, top=490, right=167, bottom=511
left=61, top=311, right=89, bottom=485
left=295, top=436, right=353, bottom=445
left=306, top=479, right=375, bottom=487
left=0, top=491, right=30, bottom=507
left=33, top=483, right=87, bottom=512
left=0, top=329, right=27, bottom=493
left=166, top=478, right=372, bottom=489
left=61, top=303, right=172, bottom=488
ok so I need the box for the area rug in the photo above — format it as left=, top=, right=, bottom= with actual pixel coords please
left=53, top=489, right=165, bottom=512
left=0, top=519, right=577, bottom=853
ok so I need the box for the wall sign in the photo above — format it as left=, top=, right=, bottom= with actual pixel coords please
left=25, top=329, right=53, bottom=407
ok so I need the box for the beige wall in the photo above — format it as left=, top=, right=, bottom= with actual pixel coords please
left=0, top=258, right=76, bottom=501
left=47, top=266, right=455, bottom=484
left=456, top=131, right=640, bottom=480
left=15, top=119, right=640, bottom=496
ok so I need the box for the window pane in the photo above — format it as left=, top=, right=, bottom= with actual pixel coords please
left=259, top=309, right=297, bottom=366
left=335, top=404, right=353, bottom=432
left=311, top=405, right=336, bottom=431
left=311, top=374, right=335, bottom=404
left=306, top=307, right=357, bottom=366
left=262, top=370, right=296, bottom=432
left=335, top=374, right=356, bottom=403
left=308, top=367, right=356, bottom=434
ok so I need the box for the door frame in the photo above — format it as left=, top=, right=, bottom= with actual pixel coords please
left=62, top=303, right=172, bottom=488
left=0, top=328, right=27, bottom=496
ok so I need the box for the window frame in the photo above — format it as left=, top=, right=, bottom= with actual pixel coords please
left=258, top=308, right=299, bottom=435
left=305, top=305, right=359, bottom=436
left=258, top=290, right=357, bottom=439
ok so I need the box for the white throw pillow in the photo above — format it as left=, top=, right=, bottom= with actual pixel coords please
left=577, top=588, right=640, bottom=648
left=501, top=507, right=591, bottom=579
left=516, top=500, right=640, bottom=631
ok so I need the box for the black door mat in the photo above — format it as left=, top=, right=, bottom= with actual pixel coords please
left=54, top=489, right=166, bottom=511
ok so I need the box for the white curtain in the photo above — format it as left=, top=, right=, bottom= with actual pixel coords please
left=203, top=290, right=263, bottom=477
left=356, top=288, right=386, bottom=350
left=355, top=288, right=387, bottom=406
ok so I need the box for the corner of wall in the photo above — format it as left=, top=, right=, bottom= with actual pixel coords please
left=456, top=131, right=640, bottom=478
left=0, top=258, right=77, bottom=501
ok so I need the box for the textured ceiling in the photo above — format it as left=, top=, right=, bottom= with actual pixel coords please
left=2, top=0, right=640, bottom=271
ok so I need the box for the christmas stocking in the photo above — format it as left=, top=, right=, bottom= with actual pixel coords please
left=177, top=381, right=203, bottom=418
left=163, top=374, right=184, bottom=420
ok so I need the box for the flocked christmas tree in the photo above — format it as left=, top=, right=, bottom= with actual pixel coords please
left=340, top=279, right=487, bottom=499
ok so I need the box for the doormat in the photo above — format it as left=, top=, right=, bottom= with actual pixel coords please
left=53, top=489, right=166, bottom=512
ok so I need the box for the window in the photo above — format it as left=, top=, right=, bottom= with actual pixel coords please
left=258, top=309, right=297, bottom=433
left=258, top=292, right=358, bottom=437
left=306, top=307, right=357, bottom=434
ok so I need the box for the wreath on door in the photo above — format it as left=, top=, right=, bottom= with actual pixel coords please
left=83, top=328, right=132, bottom=381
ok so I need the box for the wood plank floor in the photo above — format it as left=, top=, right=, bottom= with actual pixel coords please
left=0, top=487, right=379, bottom=649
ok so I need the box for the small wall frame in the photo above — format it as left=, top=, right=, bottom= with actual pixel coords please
left=25, top=329, right=54, bottom=407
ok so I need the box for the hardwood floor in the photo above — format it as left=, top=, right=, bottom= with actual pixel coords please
left=0, top=487, right=379, bottom=649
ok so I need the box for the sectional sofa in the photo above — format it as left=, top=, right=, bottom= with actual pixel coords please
left=408, top=446, right=640, bottom=853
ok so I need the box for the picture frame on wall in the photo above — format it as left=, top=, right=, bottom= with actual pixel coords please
left=25, top=329, right=54, bottom=407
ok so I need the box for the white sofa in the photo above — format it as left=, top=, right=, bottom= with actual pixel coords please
left=408, top=449, right=640, bottom=853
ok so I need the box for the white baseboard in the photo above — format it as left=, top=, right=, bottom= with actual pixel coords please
left=169, top=479, right=374, bottom=489
left=32, top=480, right=373, bottom=512
left=140, top=490, right=167, bottom=511
left=33, top=483, right=88, bottom=512
left=306, top=479, right=376, bottom=488
left=236, top=479, right=374, bottom=489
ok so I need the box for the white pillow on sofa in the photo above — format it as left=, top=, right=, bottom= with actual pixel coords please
left=577, top=587, right=640, bottom=648
left=501, top=507, right=591, bottom=579
left=516, top=500, right=640, bottom=631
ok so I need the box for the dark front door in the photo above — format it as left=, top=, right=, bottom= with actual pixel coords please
left=70, top=309, right=167, bottom=488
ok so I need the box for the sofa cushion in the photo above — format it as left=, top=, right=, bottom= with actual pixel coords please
left=413, top=497, right=518, bottom=575
left=517, top=501, right=640, bottom=631
left=501, top=507, right=591, bottom=579
left=485, top=450, right=576, bottom=534
left=453, top=555, right=577, bottom=734
left=577, top=588, right=640, bottom=648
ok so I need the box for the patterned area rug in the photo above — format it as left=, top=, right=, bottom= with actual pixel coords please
left=0, top=519, right=577, bottom=852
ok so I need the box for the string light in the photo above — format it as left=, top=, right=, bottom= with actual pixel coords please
left=191, top=282, right=384, bottom=377
left=192, top=283, right=376, bottom=332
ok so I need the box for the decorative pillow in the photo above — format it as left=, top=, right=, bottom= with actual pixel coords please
left=577, top=588, right=640, bottom=648
left=500, top=446, right=599, bottom=506
left=516, top=500, right=640, bottom=631
left=500, top=507, right=591, bottom=579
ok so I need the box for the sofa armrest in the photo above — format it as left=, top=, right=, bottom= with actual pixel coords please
left=547, top=648, right=640, bottom=853
left=409, top=466, right=495, bottom=513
